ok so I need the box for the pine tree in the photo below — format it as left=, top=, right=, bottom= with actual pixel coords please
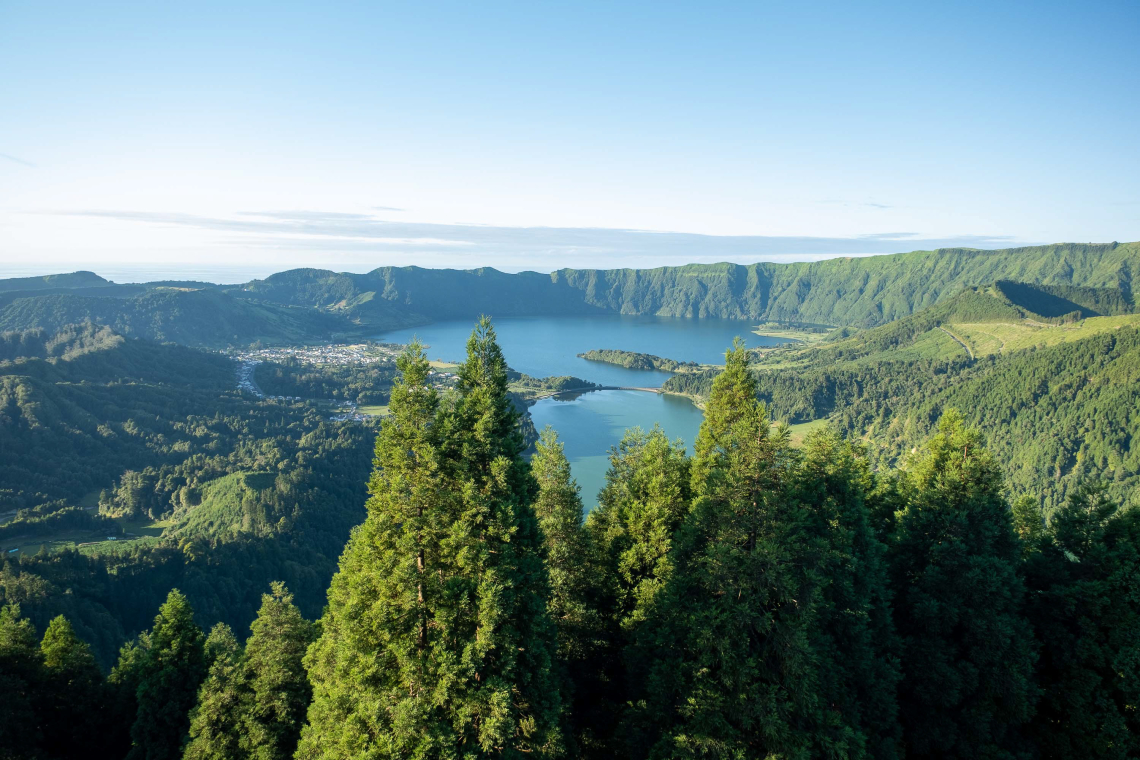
left=0, top=604, right=44, bottom=759
left=128, top=588, right=207, bottom=760
left=109, top=633, right=152, bottom=759
left=587, top=425, right=691, bottom=634
left=636, top=339, right=817, bottom=759
left=532, top=427, right=610, bottom=758
left=794, top=429, right=901, bottom=760
left=299, top=328, right=562, bottom=759
left=242, top=582, right=315, bottom=760
left=437, top=316, right=563, bottom=755
left=1023, top=483, right=1140, bottom=758
left=39, top=615, right=108, bottom=759
left=889, top=410, right=1037, bottom=759
left=183, top=623, right=247, bottom=760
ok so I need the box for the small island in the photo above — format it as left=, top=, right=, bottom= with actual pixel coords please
left=577, top=349, right=700, bottom=372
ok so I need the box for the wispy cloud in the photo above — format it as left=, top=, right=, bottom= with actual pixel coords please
left=43, top=208, right=1027, bottom=271
left=0, top=152, right=35, bottom=167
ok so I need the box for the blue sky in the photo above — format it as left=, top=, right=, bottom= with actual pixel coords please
left=1, top=1, right=1137, bottom=278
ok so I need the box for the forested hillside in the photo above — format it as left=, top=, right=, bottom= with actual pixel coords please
left=665, top=284, right=1140, bottom=514
left=0, top=289, right=352, bottom=347
left=0, top=325, right=375, bottom=666
left=235, top=241, right=1138, bottom=329
left=2, top=242, right=1136, bottom=348
left=4, top=327, right=1136, bottom=760
left=0, top=271, right=111, bottom=293
left=1, top=247, right=1137, bottom=758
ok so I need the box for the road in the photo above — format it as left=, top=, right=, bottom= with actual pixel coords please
left=938, top=326, right=974, bottom=360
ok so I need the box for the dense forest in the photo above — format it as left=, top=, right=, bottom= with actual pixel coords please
left=3, top=324, right=1137, bottom=759
left=1, top=243, right=1138, bottom=757
left=0, top=324, right=376, bottom=666
left=664, top=283, right=1140, bottom=516
left=0, top=289, right=349, bottom=347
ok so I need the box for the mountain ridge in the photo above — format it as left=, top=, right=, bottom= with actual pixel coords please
left=233, top=241, right=1139, bottom=328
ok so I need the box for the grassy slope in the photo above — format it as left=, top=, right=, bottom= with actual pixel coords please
left=171, top=471, right=277, bottom=540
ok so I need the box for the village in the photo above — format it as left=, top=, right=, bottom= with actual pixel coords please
left=227, top=341, right=403, bottom=367
left=225, top=341, right=459, bottom=420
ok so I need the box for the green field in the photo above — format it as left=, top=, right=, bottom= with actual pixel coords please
left=357, top=404, right=390, bottom=416
left=951, top=313, right=1140, bottom=357
left=752, top=323, right=835, bottom=345
left=783, top=418, right=830, bottom=446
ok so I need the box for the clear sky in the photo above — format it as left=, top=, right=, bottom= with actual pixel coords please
left=2, top=1, right=1138, bottom=279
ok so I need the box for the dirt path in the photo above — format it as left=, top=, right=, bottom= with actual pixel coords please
left=938, top=326, right=974, bottom=360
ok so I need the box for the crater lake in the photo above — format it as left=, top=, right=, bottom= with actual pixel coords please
left=376, top=315, right=791, bottom=507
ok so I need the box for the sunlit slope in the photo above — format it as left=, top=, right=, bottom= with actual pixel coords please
left=953, top=314, right=1140, bottom=357
left=236, top=241, right=1139, bottom=329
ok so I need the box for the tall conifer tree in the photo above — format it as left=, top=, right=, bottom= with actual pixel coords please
left=794, top=429, right=901, bottom=759
left=128, top=588, right=207, bottom=760
left=587, top=425, right=691, bottom=634
left=299, top=339, right=454, bottom=759
left=1022, top=483, right=1140, bottom=758
left=184, top=623, right=247, bottom=760
left=299, top=327, right=562, bottom=759
left=40, top=615, right=108, bottom=759
left=242, top=582, right=315, bottom=760
left=439, top=316, right=563, bottom=756
left=0, top=604, right=44, bottom=758
left=532, top=427, right=610, bottom=758
left=637, top=339, right=817, bottom=759
left=889, top=411, right=1037, bottom=759
left=109, top=633, right=152, bottom=758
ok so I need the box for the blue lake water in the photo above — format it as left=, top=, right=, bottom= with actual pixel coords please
left=376, top=315, right=789, bottom=508
left=528, top=389, right=705, bottom=508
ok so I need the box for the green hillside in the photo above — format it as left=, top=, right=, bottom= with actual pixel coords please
left=3, top=242, right=1135, bottom=346
left=0, top=288, right=353, bottom=347
left=0, top=325, right=375, bottom=665
left=664, top=287, right=1140, bottom=514
left=0, top=270, right=111, bottom=293
left=228, top=241, right=1138, bottom=329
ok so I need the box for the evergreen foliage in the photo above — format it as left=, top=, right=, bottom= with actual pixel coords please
left=1022, top=484, right=1140, bottom=758
left=127, top=589, right=207, bottom=760
left=587, top=426, right=691, bottom=635
left=39, top=615, right=108, bottom=759
left=299, top=324, right=562, bottom=759
left=184, top=624, right=247, bottom=760
left=108, top=634, right=152, bottom=757
left=888, top=411, right=1037, bottom=758
left=792, top=430, right=902, bottom=759
left=2, top=315, right=1138, bottom=760
left=635, top=339, right=818, bottom=759
left=242, top=583, right=316, bottom=760
left=0, top=604, right=44, bottom=758
left=531, top=428, right=610, bottom=758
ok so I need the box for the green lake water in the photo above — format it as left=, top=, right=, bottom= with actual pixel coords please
left=376, top=315, right=789, bottom=509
